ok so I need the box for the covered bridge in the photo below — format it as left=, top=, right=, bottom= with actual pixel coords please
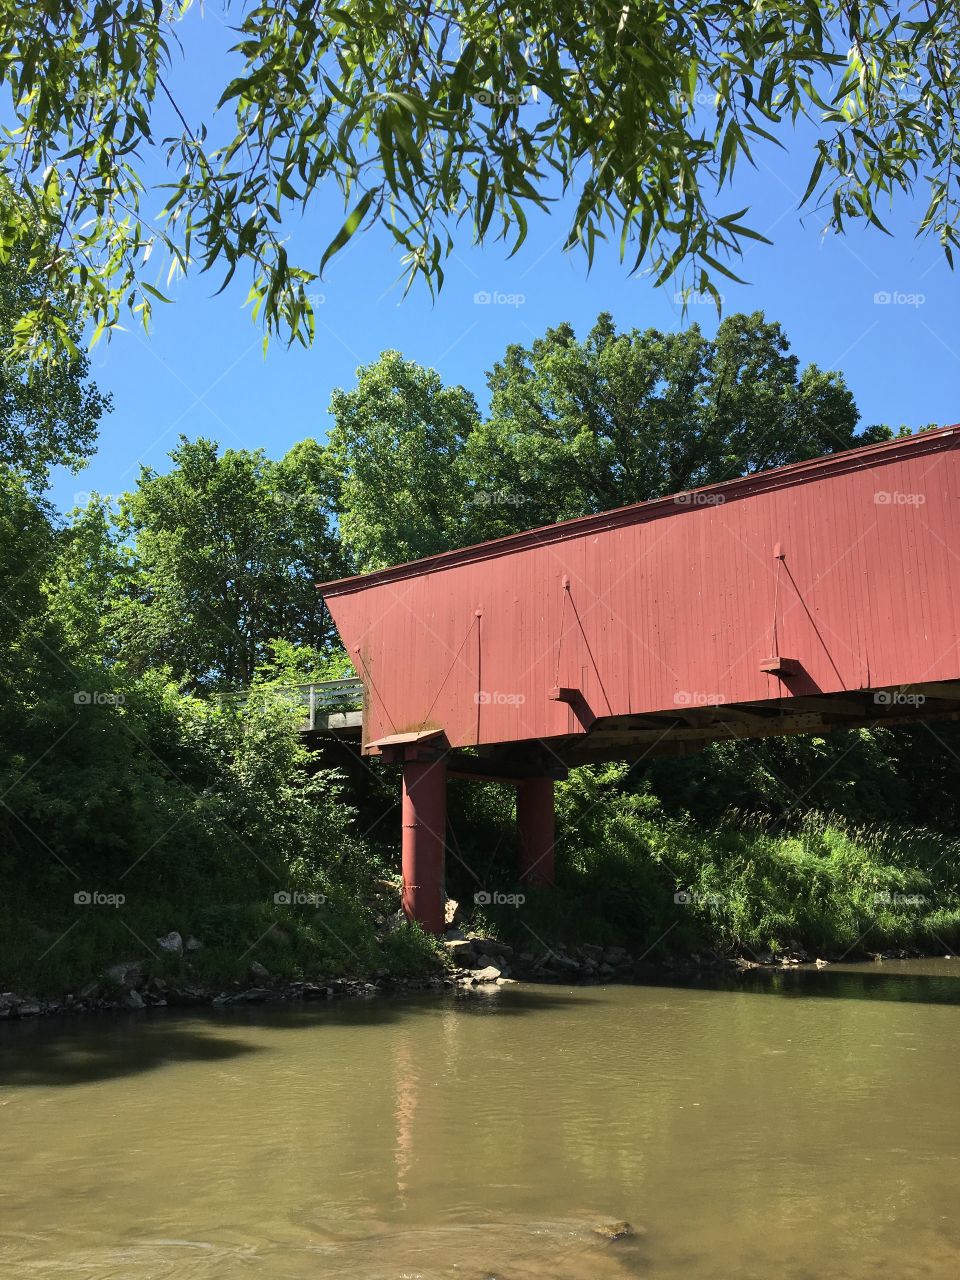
left=319, top=426, right=960, bottom=931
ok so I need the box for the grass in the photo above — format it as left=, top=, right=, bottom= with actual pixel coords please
left=4, top=794, right=958, bottom=1002
left=0, top=892, right=444, bottom=999
left=460, top=806, right=960, bottom=960
left=647, top=811, right=960, bottom=956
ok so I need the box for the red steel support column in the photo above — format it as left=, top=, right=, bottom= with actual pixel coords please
left=401, top=757, right=447, bottom=933
left=517, top=776, right=555, bottom=886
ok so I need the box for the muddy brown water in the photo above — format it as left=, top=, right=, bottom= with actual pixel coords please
left=1, top=959, right=959, bottom=1278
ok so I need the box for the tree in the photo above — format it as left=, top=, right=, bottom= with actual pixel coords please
left=0, top=470, right=58, bottom=710
left=322, top=313, right=890, bottom=562
left=45, top=496, right=126, bottom=666
left=0, top=197, right=110, bottom=485
left=464, top=311, right=891, bottom=536
left=1, top=3, right=959, bottom=355
left=0, top=443, right=383, bottom=979
left=111, top=437, right=345, bottom=689
left=326, top=351, right=478, bottom=570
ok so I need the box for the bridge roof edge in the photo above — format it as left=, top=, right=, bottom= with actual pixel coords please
left=317, top=423, right=960, bottom=598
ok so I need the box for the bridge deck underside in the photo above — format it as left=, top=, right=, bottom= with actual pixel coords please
left=467, top=681, right=960, bottom=774
left=310, top=682, right=960, bottom=782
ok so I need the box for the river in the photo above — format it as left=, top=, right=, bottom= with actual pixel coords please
left=2, top=959, right=958, bottom=1278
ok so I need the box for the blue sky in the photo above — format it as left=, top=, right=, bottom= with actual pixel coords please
left=49, top=7, right=959, bottom=513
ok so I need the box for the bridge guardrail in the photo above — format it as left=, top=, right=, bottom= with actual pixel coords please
left=217, top=678, right=364, bottom=731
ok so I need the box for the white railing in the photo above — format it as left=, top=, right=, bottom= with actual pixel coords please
left=293, top=678, right=364, bottom=730
left=218, top=678, right=363, bottom=731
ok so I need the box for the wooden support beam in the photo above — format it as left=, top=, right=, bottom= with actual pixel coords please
left=445, top=750, right=568, bottom=783
left=705, top=704, right=784, bottom=723
left=548, top=686, right=580, bottom=703
left=618, top=714, right=689, bottom=731
left=904, top=681, right=960, bottom=701
left=778, top=695, right=871, bottom=717
left=760, top=656, right=800, bottom=676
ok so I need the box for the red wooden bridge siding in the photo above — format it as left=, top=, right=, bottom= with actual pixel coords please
left=320, top=427, right=960, bottom=755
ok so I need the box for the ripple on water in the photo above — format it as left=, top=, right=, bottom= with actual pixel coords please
left=3, top=971, right=960, bottom=1279
left=8, top=1218, right=648, bottom=1280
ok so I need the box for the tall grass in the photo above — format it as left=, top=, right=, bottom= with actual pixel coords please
left=643, top=810, right=960, bottom=955
left=470, top=767, right=960, bottom=957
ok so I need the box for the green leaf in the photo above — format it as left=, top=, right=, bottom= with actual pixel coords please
left=319, top=188, right=376, bottom=276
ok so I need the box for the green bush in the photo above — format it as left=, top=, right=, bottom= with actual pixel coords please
left=534, top=764, right=960, bottom=956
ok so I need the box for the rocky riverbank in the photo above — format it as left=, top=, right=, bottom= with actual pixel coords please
left=1, top=921, right=953, bottom=1023
left=441, top=925, right=955, bottom=985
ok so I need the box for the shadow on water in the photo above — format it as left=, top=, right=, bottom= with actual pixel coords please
left=0, top=1017, right=264, bottom=1088
left=0, top=985, right=594, bottom=1089
left=4, top=964, right=956, bottom=1089
left=636, top=960, right=960, bottom=1006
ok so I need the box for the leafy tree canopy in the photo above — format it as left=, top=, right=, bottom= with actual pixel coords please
left=0, top=469, right=57, bottom=711
left=465, top=309, right=891, bottom=534
left=326, top=350, right=479, bottom=570
left=109, top=436, right=345, bottom=689
left=1, top=2, right=959, bottom=358
left=0, top=193, right=110, bottom=483
left=328, top=311, right=892, bottom=560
